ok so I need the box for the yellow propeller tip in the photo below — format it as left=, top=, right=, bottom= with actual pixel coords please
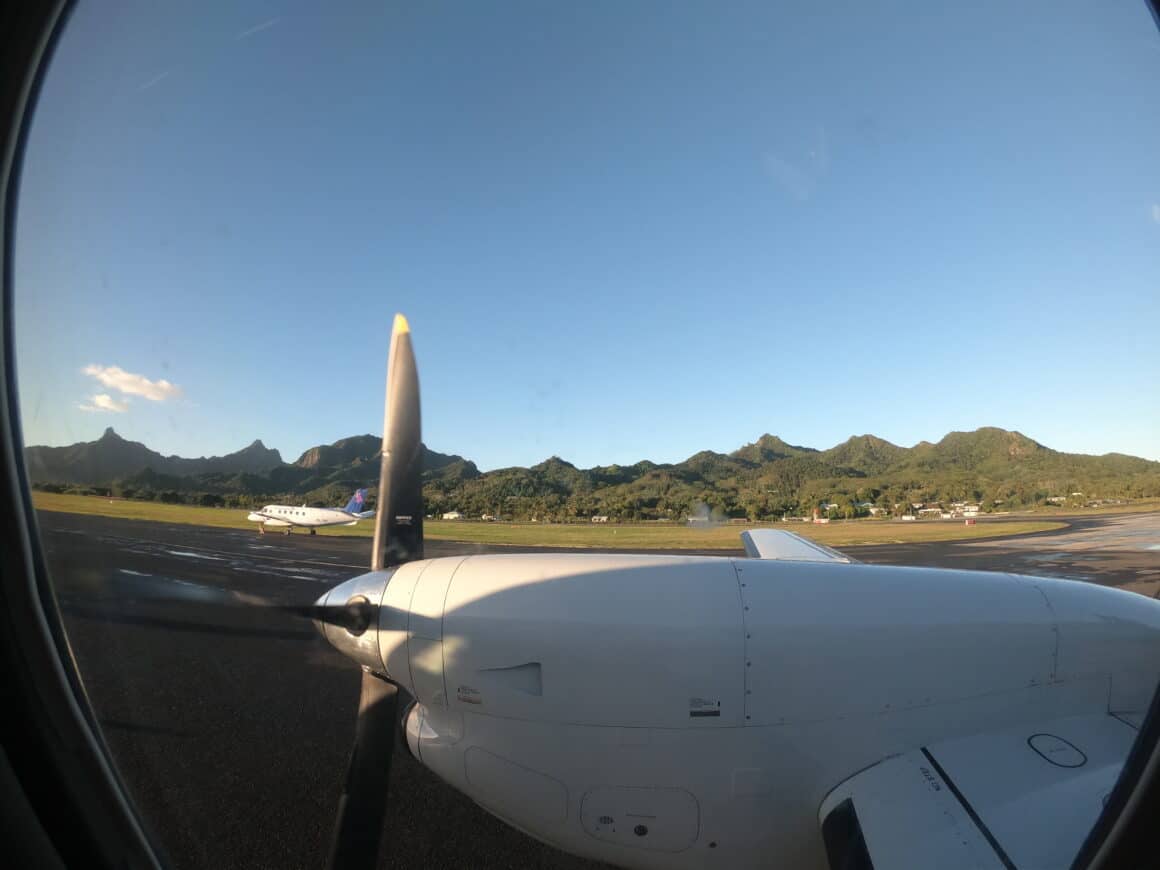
left=393, top=313, right=410, bottom=335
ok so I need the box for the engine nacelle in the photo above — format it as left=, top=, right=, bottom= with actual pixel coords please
left=392, top=554, right=744, bottom=725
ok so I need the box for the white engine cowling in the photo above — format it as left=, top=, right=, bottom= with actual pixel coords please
left=342, top=554, right=1160, bottom=730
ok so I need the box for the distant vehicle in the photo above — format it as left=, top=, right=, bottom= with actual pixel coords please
left=246, top=488, right=374, bottom=535
left=901, top=514, right=917, bottom=521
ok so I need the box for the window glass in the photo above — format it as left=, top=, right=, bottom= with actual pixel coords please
left=14, top=3, right=1160, bottom=868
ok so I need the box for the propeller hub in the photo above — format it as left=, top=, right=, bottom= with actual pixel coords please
left=314, top=571, right=395, bottom=674
left=342, top=596, right=375, bottom=636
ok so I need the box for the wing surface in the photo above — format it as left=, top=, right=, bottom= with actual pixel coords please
left=818, top=711, right=1140, bottom=870
left=740, top=528, right=854, bottom=563
left=251, top=511, right=302, bottom=527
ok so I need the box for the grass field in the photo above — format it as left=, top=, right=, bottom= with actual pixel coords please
left=31, top=492, right=1068, bottom=550
left=1018, top=498, right=1160, bottom=517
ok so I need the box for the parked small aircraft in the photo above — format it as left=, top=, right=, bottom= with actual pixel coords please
left=246, top=488, right=374, bottom=535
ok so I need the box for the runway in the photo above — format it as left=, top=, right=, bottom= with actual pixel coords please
left=37, top=510, right=1160, bottom=869
left=843, top=512, right=1160, bottom=598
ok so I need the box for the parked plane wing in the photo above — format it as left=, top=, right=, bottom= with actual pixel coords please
left=740, top=528, right=854, bottom=563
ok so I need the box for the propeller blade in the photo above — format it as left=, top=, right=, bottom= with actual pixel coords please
left=326, top=671, right=399, bottom=870
left=82, top=571, right=388, bottom=634
left=327, top=313, right=425, bottom=869
left=371, top=313, right=424, bottom=571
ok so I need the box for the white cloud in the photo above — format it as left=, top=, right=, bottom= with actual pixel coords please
left=82, top=364, right=182, bottom=401
left=136, top=70, right=171, bottom=92
left=762, top=153, right=814, bottom=201
left=809, top=125, right=829, bottom=174
left=78, top=394, right=129, bottom=413
left=762, top=126, right=829, bottom=202
left=1152, top=203, right=1160, bottom=224
left=237, top=17, right=280, bottom=40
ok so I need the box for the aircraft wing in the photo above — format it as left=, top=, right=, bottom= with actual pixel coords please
left=818, top=710, right=1139, bottom=870
left=249, top=511, right=300, bottom=527
left=740, top=528, right=854, bottom=563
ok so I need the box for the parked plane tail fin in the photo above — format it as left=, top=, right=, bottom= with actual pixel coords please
left=343, top=488, right=368, bottom=514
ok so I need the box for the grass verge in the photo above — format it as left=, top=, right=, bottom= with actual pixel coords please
left=32, top=493, right=1067, bottom=549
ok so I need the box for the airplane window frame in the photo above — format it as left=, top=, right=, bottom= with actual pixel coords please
left=0, top=3, right=161, bottom=867
left=1, top=2, right=1159, bottom=869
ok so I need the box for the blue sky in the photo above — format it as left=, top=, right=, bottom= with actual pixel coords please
left=13, top=0, right=1160, bottom=470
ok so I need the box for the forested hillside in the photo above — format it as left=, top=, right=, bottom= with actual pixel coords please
left=27, top=427, right=1160, bottom=520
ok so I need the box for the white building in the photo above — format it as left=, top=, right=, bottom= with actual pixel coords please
left=591, top=515, right=609, bottom=523
left=442, top=511, right=462, bottom=520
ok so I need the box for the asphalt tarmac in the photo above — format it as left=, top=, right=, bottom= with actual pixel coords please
left=843, top=512, right=1160, bottom=597
left=38, top=511, right=1160, bottom=869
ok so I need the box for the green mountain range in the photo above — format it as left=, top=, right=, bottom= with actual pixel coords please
left=25, top=426, right=1160, bottom=519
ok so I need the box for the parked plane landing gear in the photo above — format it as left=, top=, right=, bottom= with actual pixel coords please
left=258, top=525, right=265, bottom=535
left=283, top=528, right=291, bottom=536
left=310, top=528, right=316, bottom=536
